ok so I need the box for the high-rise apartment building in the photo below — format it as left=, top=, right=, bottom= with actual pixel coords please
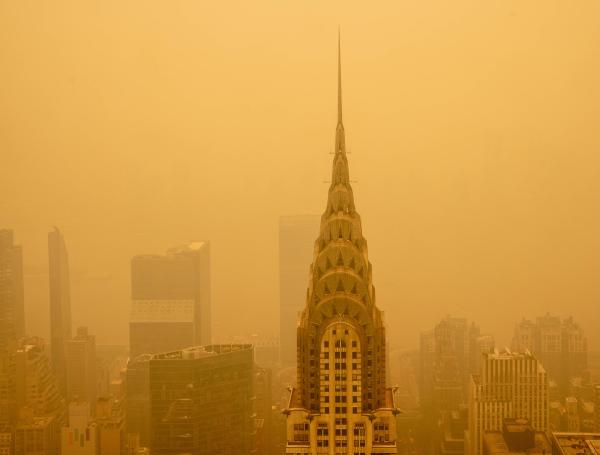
left=279, top=215, right=320, bottom=367
left=66, top=327, right=97, bottom=405
left=149, top=345, right=255, bottom=454
left=284, top=38, right=399, bottom=454
left=467, top=350, right=549, bottom=455
left=512, top=315, right=587, bottom=394
left=131, top=242, right=211, bottom=347
left=48, top=228, right=72, bottom=397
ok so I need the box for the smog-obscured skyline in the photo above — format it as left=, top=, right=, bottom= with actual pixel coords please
left=2, top=0, right=599, bottom=349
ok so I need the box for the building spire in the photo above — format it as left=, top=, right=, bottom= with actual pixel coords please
left=337, top=28, right=342, bottom=125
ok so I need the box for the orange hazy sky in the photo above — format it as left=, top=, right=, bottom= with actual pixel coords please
left=1, top=0, right=599, bottom=349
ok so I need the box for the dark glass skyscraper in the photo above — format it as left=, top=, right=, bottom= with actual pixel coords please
left=149, top=344, right=255, bottom=454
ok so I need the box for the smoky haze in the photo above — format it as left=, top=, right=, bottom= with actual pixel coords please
left=1, top=0, right=599, bottom=350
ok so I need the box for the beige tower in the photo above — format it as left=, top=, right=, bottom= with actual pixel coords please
left=284, top=35, right=398, bottom=455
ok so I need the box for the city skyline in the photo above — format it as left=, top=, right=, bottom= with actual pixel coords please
left=3, top=2, right=600, bottom=351
left=2, top=3, right=600, bottom=454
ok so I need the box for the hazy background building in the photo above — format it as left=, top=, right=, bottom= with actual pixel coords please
left=66, top=327, right=97, bottom=406
left=278, top=215, right=319, bottom=367
left=48, top=227, right=72, bottom=397
left=0, top=229, right=24, bottom=427
left=0, top=230, right=25, bottom=343
left=512, top=315, right=588, bottom=394
left=129, top=299, right=195, bottom=358
left=131, top=242, right=211, bottom=348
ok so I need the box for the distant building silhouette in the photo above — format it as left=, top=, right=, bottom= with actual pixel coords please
left=149, top=345, right=255, bottom=454
left=0, top=229, right=25, bottom=427
left=278, top=215, right=319, bottom=367
left=66, top=327, right=97, bottom=406
left=48, top=227, right=72, bottom=397
left=482, top=418, right=551, bottom=455
left=131, top=242, right=211, bottom=350
left=512, top=315, right=588, bottom=394
left=0, top=229, right=25, bottom=343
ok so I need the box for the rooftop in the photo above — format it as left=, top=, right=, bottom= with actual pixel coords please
left=151, top=344, right=253, bottom=360
left=552, top=433, right=600, bottom=455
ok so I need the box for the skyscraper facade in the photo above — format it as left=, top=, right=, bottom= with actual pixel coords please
left=512, top=315, right=587, bottom=394
left=131, top=242, right=211, bottom=348
left=66, top=327, right=97, bottom=405
left=285, top=39, right=398, bottom=454
left=125, top=355, right=151, bottom=448
left=48, top=227, right=72, bottom=397
left=148, top=344, right=255, bottom=454
left=0, top=229, right=24, bottom=428
left=467, top=350, right=549, bottom=455
left=0, top=229, right=25, bottom=344
left=279, top=215, right=320, bottom=367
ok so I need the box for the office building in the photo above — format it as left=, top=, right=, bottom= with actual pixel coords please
left=96, top=397, right=125, bottom=455
left=48, top=228, right=72, bottom=397
left=0, top=230, right=24, bottom=428
left=129, top=299, right=195, bottom=358
left=131, top=242, right=211, bottom=346
left=0, top=229, right=25, bottom=343
left=125, top=355, right=151, bottom=448
left=66, top=327, right=97, bottom=405
left=512, top=315, right=588, bottom=394
left=61, top=401, right=98, bottom=455
left=551, top=432, right=600, bottom=455
left=468, top=350, right=549, bottom=455
left=482, top=418, right=551, bottom=455
left=149, top=344, right=255, bottom=454
left=15, top=412, right=59, bottom=455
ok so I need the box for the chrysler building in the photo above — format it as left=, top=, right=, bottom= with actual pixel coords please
left=285, top=35, right=399, bottom=455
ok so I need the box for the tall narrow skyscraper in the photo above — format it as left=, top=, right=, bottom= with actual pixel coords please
left=0, top=229, right=24, bottom=427
left=48, top=227, right=72, bottom=396
left=0, top=229, right=25, bottom=344
left=279, top=215, right=320, bottom=367
left=285, top=37, right=398, bottom=454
